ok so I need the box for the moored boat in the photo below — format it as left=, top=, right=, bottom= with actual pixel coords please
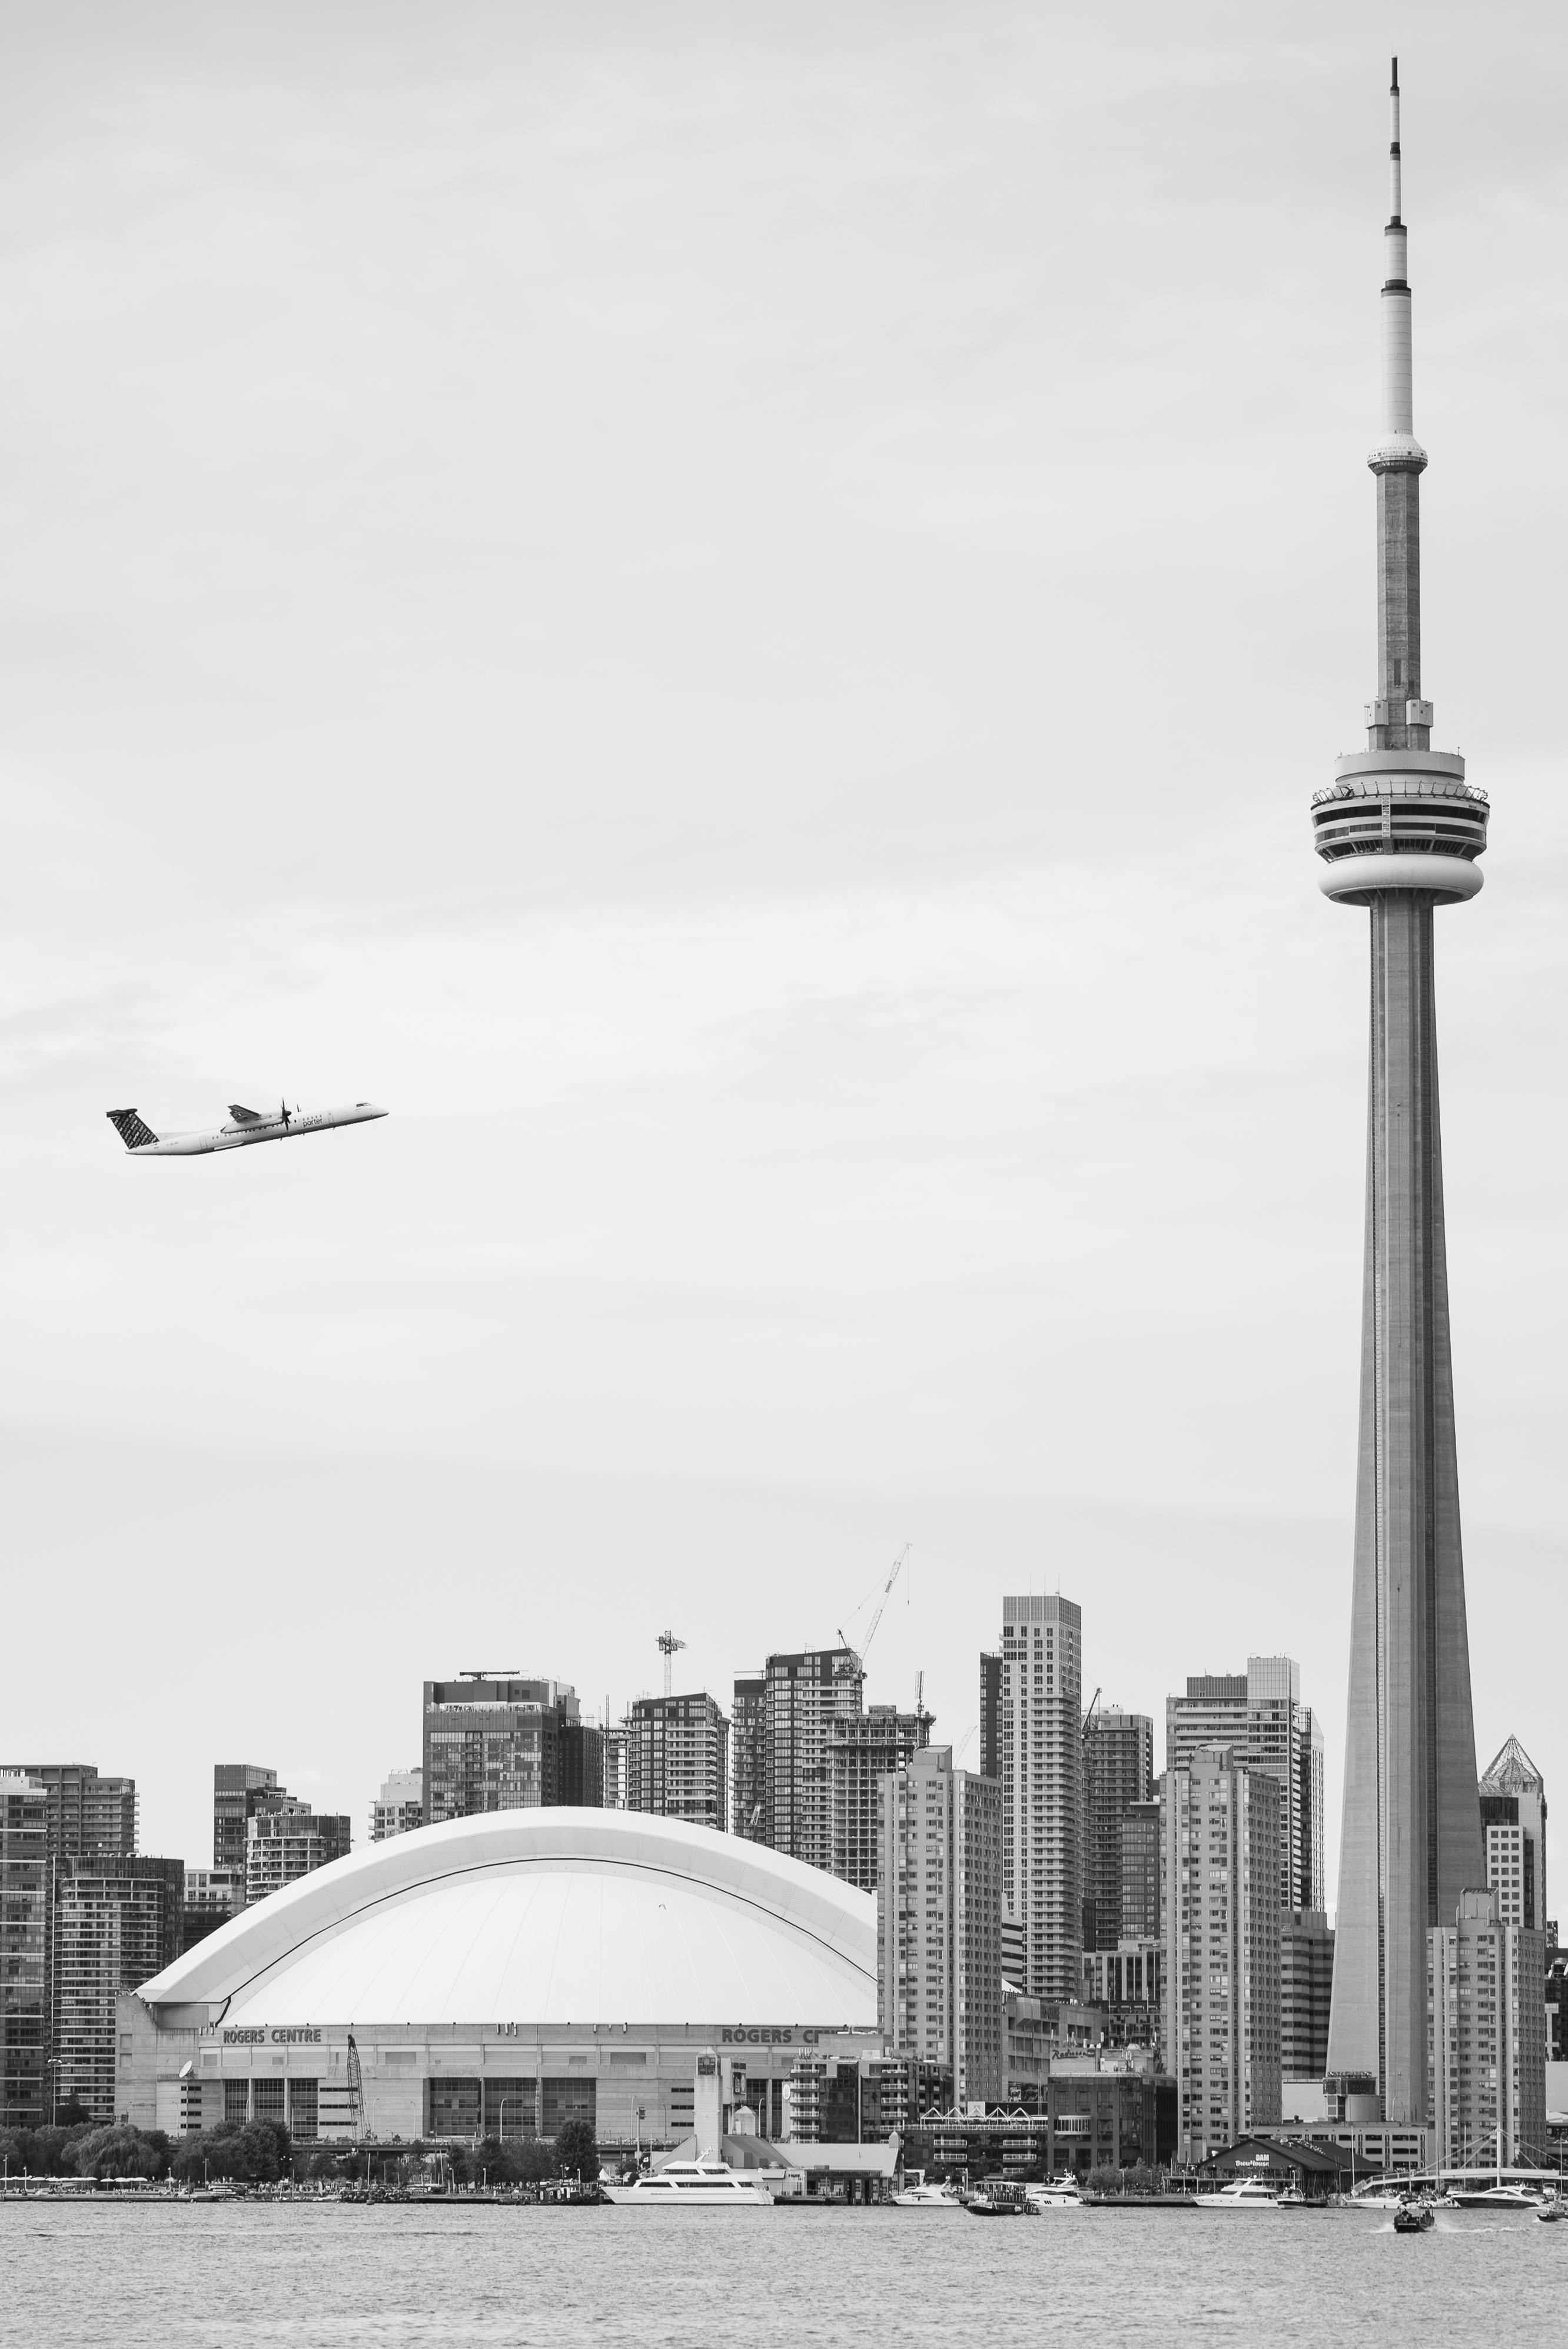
left=1193, top=2179, right=1281, bottom=2211
left=1024, top=2175, right=1084, bottom=2211
left=602, top=2161, right=773, bottom=2207
left=892, top=2177, right=963, bottom=2209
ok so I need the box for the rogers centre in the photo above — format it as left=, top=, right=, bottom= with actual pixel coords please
left=121, top=1810, right=880, bottom=2146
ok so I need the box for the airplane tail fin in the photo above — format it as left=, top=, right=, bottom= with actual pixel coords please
left=107, top=1109, right=160, bottom=1151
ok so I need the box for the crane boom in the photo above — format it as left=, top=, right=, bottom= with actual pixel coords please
left=837, top=1542, right=912, bottom=1671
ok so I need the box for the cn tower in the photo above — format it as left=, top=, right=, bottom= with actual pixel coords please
left=1315, top=64, right=1486, bottom=2128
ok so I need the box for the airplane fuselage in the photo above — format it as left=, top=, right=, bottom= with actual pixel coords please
left=120, top=1103, right=388, bottom=1156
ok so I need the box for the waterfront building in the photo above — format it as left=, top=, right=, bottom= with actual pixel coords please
left=181, top=1866, right=244, bottom=1952
left=421, top=1676, right=603, bottom=1824
left=121, top=1810, right=878, bottom=2147
left=829, top=1704, right=931, bottom=1893
left=1082, top=1707, right=1153, bottom=1952
left=624, top=1693, right=729, bottom=1832
left=903, top=2069, right=1172, bottom=2183
left=0, top=1763, right=137, bottom=1864
left=1478, top=1736, right=1548, bottom=1934
left=1082, top=1940, right=1163, bottom=2055
left=1429, top=1887, right=1547, bottom=2172
left=1165, top=1658, right=1325, bottom=1913
left=994, top=1594, right=1083, bottom=2003
left=54, top=1855, right=183, bottom=2123
left=370, top=1768, right=424, bottom=1843
left=1318, top=66, right=1490, bottom=2131
left=0, top=1774, right=47, bottom=2129
left=1280, top=1908, right=1335, bottom=2085
left=244, top=1806, right=351, bottom=1905
left=1165, top=1747, right=1282, bottom=2165
left=730, top=1674, right=766, bottom=1840
left=1120, top=1795, right=1162, bottom=1942
left=756, top=1647, right=864, bottom=1872
left=876, top=1746, right=1003, bottom=2109
left=214, top=1764, right=281, bottom=1873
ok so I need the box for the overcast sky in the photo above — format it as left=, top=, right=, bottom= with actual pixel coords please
left=2, top=3, right=1564, bottom=1913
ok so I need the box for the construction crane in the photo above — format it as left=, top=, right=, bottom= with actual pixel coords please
left=954, top=1722, right=978, bottom=1765
left=837, top=1542, right=911, bottom=1673
left=1082, top=1686, right=1102, bottom=1743
left=656, top=1629, right=687, bottom=1698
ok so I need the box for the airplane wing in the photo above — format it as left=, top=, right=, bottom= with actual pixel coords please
left=227, top=1103, right=267, bottom=1124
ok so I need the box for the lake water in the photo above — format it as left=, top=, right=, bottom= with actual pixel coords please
left=1, top=2201, right=1563, bottom=2348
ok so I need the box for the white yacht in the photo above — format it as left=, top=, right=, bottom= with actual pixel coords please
left=1443, top=2182, right=1543, bottom=2212
left=603, top=2161, right=775, bottom=2208
left=1194, top=2178, right=1281, bottom=2211
left=892, top=2176, right=964, bottom=2209
left=1025, top=2177, right=1084, bottom=2210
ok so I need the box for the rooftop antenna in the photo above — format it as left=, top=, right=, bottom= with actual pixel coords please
left=656, top=1630, right=686, bottom=1698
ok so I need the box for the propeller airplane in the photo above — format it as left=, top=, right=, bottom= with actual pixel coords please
left=106, top=1100, right=388, bottom=1157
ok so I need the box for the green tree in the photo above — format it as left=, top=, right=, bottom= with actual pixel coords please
left=553, top=2118, right=597, bottom=2181
left=69, top=2125, right=171, bottom=2180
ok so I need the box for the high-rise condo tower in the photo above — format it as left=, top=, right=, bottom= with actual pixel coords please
left=1314, top=63, right=1487, bottom=2126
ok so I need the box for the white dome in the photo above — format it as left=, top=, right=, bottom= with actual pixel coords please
left=142, top=1809, right=876, bottom=2031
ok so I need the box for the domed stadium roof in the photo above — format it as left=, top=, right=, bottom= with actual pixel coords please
left=140, top=1809, right=877, bottom=2031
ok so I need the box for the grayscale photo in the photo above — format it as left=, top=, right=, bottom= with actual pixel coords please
left=1, top=5, right=1563, bottom=2344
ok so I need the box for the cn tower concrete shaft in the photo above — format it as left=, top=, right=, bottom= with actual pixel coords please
left=1313, top=64, right=1486, bottom=2127
left=1332, top=898, right=1483, bottom=2122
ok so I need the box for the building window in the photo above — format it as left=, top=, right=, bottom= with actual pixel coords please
left=542, top=2076, right=596, bottom=2135
left=427, top=2077, right=482, bottom=2139
left=252, top=2078, right=285, bottom=2124
left=288, top=2077, right=318, bottom=2142
left=483, top=2079, right=536, bottom=2139
left=224, top=2079, right=250, bottom=2127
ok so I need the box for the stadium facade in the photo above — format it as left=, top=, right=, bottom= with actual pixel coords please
left=119, top=1809, right=879, bottom=2145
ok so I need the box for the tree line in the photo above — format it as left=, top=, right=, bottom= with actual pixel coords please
left=1, top=2115, right=601, bottom=2186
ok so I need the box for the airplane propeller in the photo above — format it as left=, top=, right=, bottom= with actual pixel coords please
left=280, top=1097, right=293, bottom=1128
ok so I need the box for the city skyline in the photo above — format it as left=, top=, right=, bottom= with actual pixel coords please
left=2, top=16, right=1564, bottom=1930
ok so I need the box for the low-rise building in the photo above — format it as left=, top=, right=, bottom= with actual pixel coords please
left=902, top=2066, right=1172, bottom=2181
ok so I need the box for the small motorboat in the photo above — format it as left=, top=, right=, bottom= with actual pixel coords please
left=1536, top=2197, right=1565, bottom=2225
left=1194, top=2178, right=1281, bottom=2211
left=1393, top=2197, right=1434, bottom=2234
